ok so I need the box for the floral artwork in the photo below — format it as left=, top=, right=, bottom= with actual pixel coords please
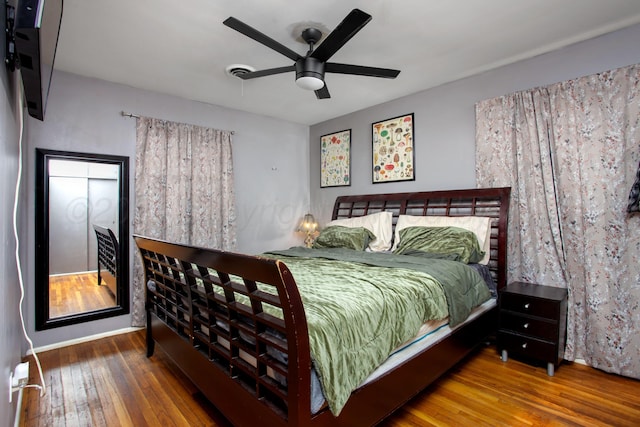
left=320, top=129, right=351, bottom=187
left=372, top=113, right=415, bottom=183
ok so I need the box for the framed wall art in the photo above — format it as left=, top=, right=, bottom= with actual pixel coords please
left=372, top=113, right=415, bottom=183
left=320, top=129, right=351, bottom=187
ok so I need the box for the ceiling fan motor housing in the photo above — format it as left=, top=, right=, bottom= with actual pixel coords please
left=296, top=56, right=325, bottom=81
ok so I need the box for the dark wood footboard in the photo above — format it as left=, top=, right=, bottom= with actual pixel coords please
left=94, top=224, right=119, bottom=295
left=134, top=236, right=314, bottom=426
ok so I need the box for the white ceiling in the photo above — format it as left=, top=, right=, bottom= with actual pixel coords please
left=54, top=0, right=640, bottom=125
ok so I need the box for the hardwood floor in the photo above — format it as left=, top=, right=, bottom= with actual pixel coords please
left=49, top=272, right=116, bottom=318
left=19, top=330, right=640, bottom=426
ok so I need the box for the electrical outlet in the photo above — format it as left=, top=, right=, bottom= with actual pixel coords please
left=12, top=362, right=29, bottom=385
left=9, top=361, right=29, bottom=403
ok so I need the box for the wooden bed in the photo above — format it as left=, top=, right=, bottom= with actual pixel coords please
left=134, top=187, right=510, bottom=427
left=93, top=224, right=119, bottom=295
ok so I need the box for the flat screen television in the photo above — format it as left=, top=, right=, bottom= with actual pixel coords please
left=13, top=0, right=63, bottom=121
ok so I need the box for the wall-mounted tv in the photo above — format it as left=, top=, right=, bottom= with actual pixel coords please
left=12, top=0, right=64, bottom=121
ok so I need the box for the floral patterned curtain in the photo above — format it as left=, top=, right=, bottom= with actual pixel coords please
left=476, top=63, right=640, bottom=379
left=629, top=160, right=640, bottom=212
left=131, top=117, right=237, bottom=326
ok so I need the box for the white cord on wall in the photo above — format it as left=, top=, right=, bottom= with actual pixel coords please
left=13, top=386, right=23, bottom=427
left=13, top=76, right=46, bottom=399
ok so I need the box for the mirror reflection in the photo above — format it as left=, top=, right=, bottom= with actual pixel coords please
left=36, top=149, right=130, bottom=330
left=48, top=159, right=120, bottom=317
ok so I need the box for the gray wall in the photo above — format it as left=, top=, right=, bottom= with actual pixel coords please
left=309, top=24, right=640, bottom=226
left=25, top=71, right=309, bottom=348
left=1, top=14, right=25, bottom=424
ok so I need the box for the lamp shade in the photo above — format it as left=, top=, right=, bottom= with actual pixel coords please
left=297, top=213, right=318, bottom=232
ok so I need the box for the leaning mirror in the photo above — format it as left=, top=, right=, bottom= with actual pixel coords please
left=35, top=149, right=130, bottom=330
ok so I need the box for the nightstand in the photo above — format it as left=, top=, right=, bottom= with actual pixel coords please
left=498, top=282, right=568, bottom=376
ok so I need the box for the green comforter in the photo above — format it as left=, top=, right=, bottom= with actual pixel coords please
left=263, top=247, right=490, bottom=415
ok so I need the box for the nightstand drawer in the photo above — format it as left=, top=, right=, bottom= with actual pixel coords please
left=500, top=292, right=560, bottom=319
left=498, top=331, right=557, bottom=361
left=499, top=311, right=557, bottom=341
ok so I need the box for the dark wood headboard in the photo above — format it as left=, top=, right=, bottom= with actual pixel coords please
left=332, top=187, right=511, bottom=290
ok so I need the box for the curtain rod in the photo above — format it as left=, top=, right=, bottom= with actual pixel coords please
left=120, top=111, right=235, bottom=134
left=121, top=111, right=140, bottom=119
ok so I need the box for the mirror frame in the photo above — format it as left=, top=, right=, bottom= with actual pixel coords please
left=35, top=149, right=130, bottom=330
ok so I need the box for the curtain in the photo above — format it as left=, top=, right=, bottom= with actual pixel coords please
left=629, top=160, right=640, bottom=212
left=476, top=63, right=640, bottom=378
left=132, top=117, right=237, bottom=326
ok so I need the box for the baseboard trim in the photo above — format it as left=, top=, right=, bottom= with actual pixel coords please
left=27, top=327, right=144, bottom=355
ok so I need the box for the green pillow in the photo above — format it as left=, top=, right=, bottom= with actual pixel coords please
left=312, top=226, right=376, bottom=251
left=393, top=226, right=485, bottom=263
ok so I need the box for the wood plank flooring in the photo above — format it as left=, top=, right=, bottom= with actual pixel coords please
left=49, top=272, right=116, bottom=318
left=19, top=330, right=640, bottom=426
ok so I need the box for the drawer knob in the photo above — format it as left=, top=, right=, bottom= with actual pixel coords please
left=522, top=343, right=528, bottom=349
left=523, top=323, right=529, bottom=329
left=523, top=303, right=530, bottom=310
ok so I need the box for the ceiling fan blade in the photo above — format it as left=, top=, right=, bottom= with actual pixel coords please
left=325, top=63, right=400, bottom=78
left=315, top=84, right=330, bottom=99
left=223, top=17, right=301, bottom=62
left=237, top=65, right=296, bottom=80
left=311, top=9, right=372, bottom=62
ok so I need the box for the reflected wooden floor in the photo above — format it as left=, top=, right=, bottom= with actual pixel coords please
left=19, top=330, right=640, bottom=426
left=48, top=272, right=116, bottom=318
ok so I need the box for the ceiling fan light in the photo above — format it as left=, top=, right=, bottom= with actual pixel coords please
left=296, top=76, right=324, bottom=91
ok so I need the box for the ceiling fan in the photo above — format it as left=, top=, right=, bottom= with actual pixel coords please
left=223, top=9, right=401, bottom=99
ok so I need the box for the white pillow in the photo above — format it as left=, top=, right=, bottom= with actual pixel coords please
left=392, top=215, right=492, bottom=264
left=326, top=211, right=393, bottom=251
